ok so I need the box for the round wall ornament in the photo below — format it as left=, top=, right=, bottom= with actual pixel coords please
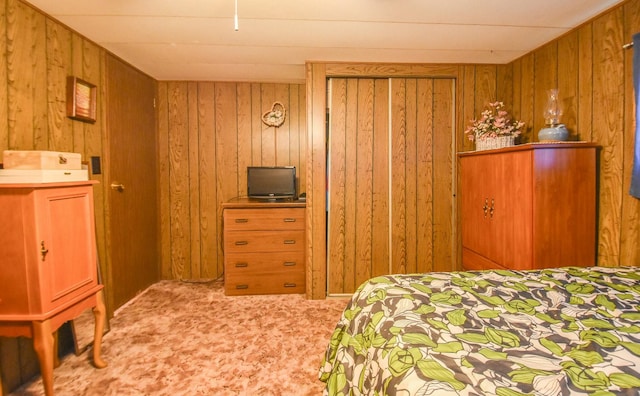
left=262, top=101, right=286, bottom=127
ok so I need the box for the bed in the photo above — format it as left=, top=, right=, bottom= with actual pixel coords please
left=319, top=266, right=640, bottom=395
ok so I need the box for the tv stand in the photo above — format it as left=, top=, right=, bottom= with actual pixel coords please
left=222, top=198, right=306, bottom=296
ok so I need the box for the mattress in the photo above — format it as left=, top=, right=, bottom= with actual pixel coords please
left=319, top=266, right=640, bottom=395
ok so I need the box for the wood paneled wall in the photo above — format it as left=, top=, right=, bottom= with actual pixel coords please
left=0, top=1, right=158, bottom=393
left=156, top=82, right=306, bottom=281
left=495, top=0, right=640, bottom=268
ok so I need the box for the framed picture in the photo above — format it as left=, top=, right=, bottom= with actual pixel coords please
left=66, top=76, right=97, bottom=123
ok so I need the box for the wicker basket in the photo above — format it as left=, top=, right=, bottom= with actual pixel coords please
left=475, top=135, right=515, bottom=151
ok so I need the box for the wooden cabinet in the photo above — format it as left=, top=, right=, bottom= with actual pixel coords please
left=223, top=200, right=305, bottom=296
left=0, top=181, right=106, bottom=396
left=459, top=143, right=597, bottom=271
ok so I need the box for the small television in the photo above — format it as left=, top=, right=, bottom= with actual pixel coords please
left=247, top=166, right=297, bottom=200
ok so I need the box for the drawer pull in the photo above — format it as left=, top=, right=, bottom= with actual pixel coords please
left=284, top=240, right=296, bottom=245
left=235, top=284, right=249, bottom=290
left=234, top=218, right=249, bottom=223
left=235, top=262, right=249, bottom=268
left=283, top=261, right=296, bottom=267
left=284, top=283, right=297, bottom=288
left=283, top=218, right=297, bottom=223
left=235, top=241, right=249, bottom=246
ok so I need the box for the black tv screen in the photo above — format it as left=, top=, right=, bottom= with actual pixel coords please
left=247, top=166, right=296, bottom=199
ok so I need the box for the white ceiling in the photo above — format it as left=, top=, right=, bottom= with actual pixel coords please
left=24, top=0, right=624, bottom=84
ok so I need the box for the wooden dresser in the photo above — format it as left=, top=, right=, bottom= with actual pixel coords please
left=222, top=199, right=306, bottom=296
left=0, top=181, right=106, bottom=396
left=458, top=143, right=598, bottom=271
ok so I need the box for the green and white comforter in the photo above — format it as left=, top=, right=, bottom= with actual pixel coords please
left=319, top=266, right=640, bottom=395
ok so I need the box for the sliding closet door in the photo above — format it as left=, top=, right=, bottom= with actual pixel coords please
left=327, top=77, right=455, bottom=295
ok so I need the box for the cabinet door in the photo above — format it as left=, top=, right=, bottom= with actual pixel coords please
left=35, top=185, right=98, bottom=314
left=461, top=151, right=533, bottom=270
left=461, top=154, right=502, bottom=264
left=493, top=151, right=533, bottom=270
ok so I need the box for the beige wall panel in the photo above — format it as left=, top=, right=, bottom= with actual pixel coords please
left=371, top=79, right=390, bottom=277
left=215, top=82, right=240, bottom=202
left=355, top=79, right=374, bottom=287
left=260, top=84, right=276, bottom=164
left=7, top=0, right=46, bottom=149
left=558, top=31, right=579, bottom=139
left=327, top=78, right=347, bottom=293
left=275, top=83, right=291, bottom=166
left=157, top=82, right=172, bottom=279
left=533, top=43, right=558, bottom=135
left=416, top=79, right=434, bottom=273
left=188, top=82, right=202, bottom=278
left=496, top=64, right=514, bottom=110
left=518, top=54, right=536, bottom=143
left=577, top=24, right=594, bottom=142
left=432, top=79, right=455, bottom=272
left=404, top=78, right=418, bottom=275
left=70, top=34, right=85, bottom=155
left=167, top=82, right=191, bottom=279
left=45, top=20, right=72, bottom=152
left=237, top=82, right=253, bottom=197
left=460, top=66, right=476, bottom=152
left=620, top=0, right=640, bottom=267
left=251, top=83, right=263, bottom=165
left=288, top=84, right=302, bottom=187
left=342, top=79, right=359, bottom=291
left=593, top=8, right=625, bottom=266
left=196, top=82, right=219, bottom=278
left=391, top=78, right=408, bottom=275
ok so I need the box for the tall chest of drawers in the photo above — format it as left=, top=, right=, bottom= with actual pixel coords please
left=222, top=200, right=306, bottom=296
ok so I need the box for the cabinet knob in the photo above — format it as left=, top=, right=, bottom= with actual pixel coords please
left=283, top=218, right=296, bottom=223
left=40, top=241, right=49, bottom=261
left=283, top=240, right=296, bottom=245
left=284, top=283, right=297, bottom=288
left=283, top=261, right=296, bottom=267
left=235, top=241, right=249, bottom=246
left=482, top=198, right=489, bottom=217
left=489, top=198, right=495, bottom=218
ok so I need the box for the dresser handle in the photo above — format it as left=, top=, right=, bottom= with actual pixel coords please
left=40, top=241, right=49, bottom=261
left=235, top=284, right=249, bottom=289
left=284, top=283, right=297, bottom=288
left=235, top=241, right=249, bottom=246
left=283, top=218, right=296, bottom=222
left=284, top=240, right=296, bottom=245
left=234, top=218, right=249, bottom=223
left=235, top=262, right=248, bottom=268
left=283, top=261, right=296, bottom=266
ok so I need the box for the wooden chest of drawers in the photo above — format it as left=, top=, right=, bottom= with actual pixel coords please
left=223, top=204, right=305, bottom=295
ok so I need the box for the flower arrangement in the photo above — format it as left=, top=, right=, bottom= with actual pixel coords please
left=465, top=101, right=525, bottom=142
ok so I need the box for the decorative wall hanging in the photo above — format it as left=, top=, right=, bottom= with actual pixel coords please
left=261, top=101, right=286, bottom=127
left=67, top=76, right=97, bottom=123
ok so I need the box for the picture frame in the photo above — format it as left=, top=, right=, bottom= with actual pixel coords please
left=66, top=76, right=97, bottom=123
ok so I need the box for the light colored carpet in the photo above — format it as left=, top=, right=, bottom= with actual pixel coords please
left=10, top=280, right=347, bottom=396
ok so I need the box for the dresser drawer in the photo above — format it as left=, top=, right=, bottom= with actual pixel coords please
left=224, top=230, right=304, bottom=253
left=224, top=208, right=304, bottom=231
left=225, top=270, right=306, bottom=296
left=225, top=251, right=304, bottom=274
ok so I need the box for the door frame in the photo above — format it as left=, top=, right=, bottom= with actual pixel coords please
left=305, top=63, right=465, bottom=299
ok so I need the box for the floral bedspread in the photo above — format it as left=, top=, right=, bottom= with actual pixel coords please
left=319, top=267, right=640, bottom=395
